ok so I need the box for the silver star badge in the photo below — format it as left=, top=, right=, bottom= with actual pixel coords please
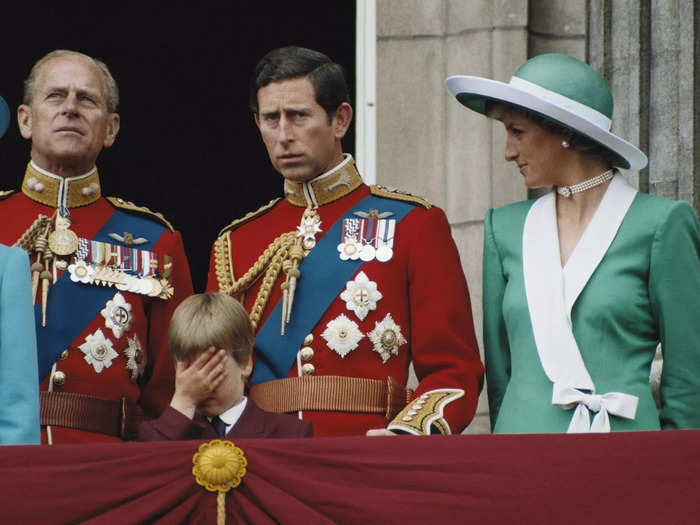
left=321, top=314, right=364, bottom=358
left=124, top=335, right=147, bottom=382
left=368, top=313, right=407, bottom=363
left=79, top=329, right=119, bottom=373
left=101, top=292, right=133, bottom=339
left=340, top=271, right=383, bottom=320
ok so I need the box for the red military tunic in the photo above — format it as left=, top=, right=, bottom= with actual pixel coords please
left=207, top=155, right=483, bottom=436
left=0, top=163, right=193, bottom=443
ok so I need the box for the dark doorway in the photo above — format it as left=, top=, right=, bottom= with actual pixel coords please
left=0, top=2, right=356, bottom=292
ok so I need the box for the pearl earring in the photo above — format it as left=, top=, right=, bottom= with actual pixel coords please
left=561, top=140, right=570, bottom=149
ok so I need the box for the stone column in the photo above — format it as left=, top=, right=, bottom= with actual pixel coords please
left=529, top=0, right=586, bottom=57
left=588, top=0, right=698, bottom=205
left=376, top=0, right=528, bottom=434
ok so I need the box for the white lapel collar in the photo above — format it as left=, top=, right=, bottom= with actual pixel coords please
left=522, top=175, right=637, bottom=391
left=522, top=176, right=639, bottom=431
left=523, top=191, right=594, bottom=390
left=562, top=175, right=637, bottom=318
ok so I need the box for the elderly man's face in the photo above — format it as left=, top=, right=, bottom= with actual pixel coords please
left=255, top=77, right=349, bottom=182
left=18, top=56, right=120, bottom=176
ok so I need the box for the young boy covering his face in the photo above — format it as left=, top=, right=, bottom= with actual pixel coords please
left=139, top=293, right=313, bottom=440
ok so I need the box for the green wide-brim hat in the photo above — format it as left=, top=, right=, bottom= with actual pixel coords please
left=0, top=95, right=9, bottom=139
left=445, top=53, right=648, bottom=171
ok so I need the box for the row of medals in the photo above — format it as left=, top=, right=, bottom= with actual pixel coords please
left=48, top=214, right=169, bottom=298
left=342, top=241, right=393, bottom=263
left=298, top=209, right=395, bottom=262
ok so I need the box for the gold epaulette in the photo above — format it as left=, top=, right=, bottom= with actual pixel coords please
left=0, top=189, right=16, bottom=200
left=106, top=196, right=174, bottom=232
left=370, top=185, right=432, bottom=209
left=217, top=198, right=281, bottom=237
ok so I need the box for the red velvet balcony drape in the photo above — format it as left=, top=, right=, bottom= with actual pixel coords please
left=1, top=430, right=699, bottom=524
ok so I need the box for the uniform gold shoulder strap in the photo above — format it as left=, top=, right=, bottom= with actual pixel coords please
left=0, top=189, right=16, bottom=200
left=217, top=198, right=281, bottom=237
left=105, top=196, right=174, bottom=232
left=369, top=185, right=431, bottom=209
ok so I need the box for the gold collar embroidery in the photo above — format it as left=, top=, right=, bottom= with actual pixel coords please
left=21, top=162, right=102, bottom=208
left=283, top=154, right=363, bottom=208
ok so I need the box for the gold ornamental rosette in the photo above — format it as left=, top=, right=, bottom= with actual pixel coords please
left=192, top=439, right=247, bottom=525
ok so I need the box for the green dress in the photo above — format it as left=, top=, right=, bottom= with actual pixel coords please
left=483, top=187, right=700, bottom=433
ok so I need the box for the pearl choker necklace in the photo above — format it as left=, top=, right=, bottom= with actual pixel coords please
left=556, top=169, right=615, bottom=198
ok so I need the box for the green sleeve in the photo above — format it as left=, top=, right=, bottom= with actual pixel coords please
left=483, top=209, right=511, bottom=430
left=649, top=201, right=700, bottom=429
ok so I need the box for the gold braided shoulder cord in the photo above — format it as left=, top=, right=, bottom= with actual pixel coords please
left=214, top=230, right=303, bottom=332
left=13, top=214, right=52, bottom=252
left=14, top=214, right=56, bottom=325
left=249, top=242, right=288, bottom=330
left=214, top=234, right=235, bottom=294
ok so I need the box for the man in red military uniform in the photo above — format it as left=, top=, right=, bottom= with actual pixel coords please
left=0, top=50, right=193, bottom=443
left=207, top=46, right=483, bottom=436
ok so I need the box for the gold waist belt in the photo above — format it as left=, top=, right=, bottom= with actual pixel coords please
left=250, top=375, right=412, bottom=420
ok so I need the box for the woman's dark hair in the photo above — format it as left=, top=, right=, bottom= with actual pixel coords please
left=249, top=46, right=350, bottom=121
left=526, top=110, right=618, bottom=167
left=486, top=101, right=620, bottom=168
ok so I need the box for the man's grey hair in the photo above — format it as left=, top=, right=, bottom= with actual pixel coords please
left=23, top=50, right=119, bottom=113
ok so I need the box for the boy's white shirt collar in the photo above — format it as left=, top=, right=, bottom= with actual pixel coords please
left=208, top=396, right=248, bottom=434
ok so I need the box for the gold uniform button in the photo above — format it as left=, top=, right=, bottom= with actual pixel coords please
left=303, top=334, right=314, bottom=346
left=299, top=346, right=314, bottom=361
left=301, top=363, right=315, bottom=376
left=53, top=370, right=66, bottom=387
left=60, top=350, right=69, bottom=360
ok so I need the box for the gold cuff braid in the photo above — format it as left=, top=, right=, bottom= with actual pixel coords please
left=387, top=388, right=465, bottom=435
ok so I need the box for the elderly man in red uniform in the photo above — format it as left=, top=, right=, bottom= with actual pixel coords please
left=0, top=50, right=193, bottom=443
left=207, top=46, right=483, bottom=436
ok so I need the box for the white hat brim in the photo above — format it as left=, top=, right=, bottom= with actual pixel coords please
left=446, top=75, right=648, bottom=172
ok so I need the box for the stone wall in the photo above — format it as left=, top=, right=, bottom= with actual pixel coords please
left=377, top=0, right=530, bottom=434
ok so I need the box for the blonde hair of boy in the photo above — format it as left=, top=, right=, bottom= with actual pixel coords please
left=168, top=292, right=254, bottom=364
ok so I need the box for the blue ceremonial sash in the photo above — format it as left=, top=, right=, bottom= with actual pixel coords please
left=36, top=209, right=166, bottom=381
left=252, top=195, right=415, bottom=385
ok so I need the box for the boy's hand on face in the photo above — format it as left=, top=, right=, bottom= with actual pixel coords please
left=170, top=347, right=228, bottom=419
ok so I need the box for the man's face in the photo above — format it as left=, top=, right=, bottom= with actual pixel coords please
left=197, top=353, right=252, bottom=417
left=255, top=77, right=349, bottom=182
left=17, top=56, right=120, bottom=175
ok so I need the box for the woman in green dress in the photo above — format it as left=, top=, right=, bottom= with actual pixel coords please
left=446, top=54, right=700, bottom=433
